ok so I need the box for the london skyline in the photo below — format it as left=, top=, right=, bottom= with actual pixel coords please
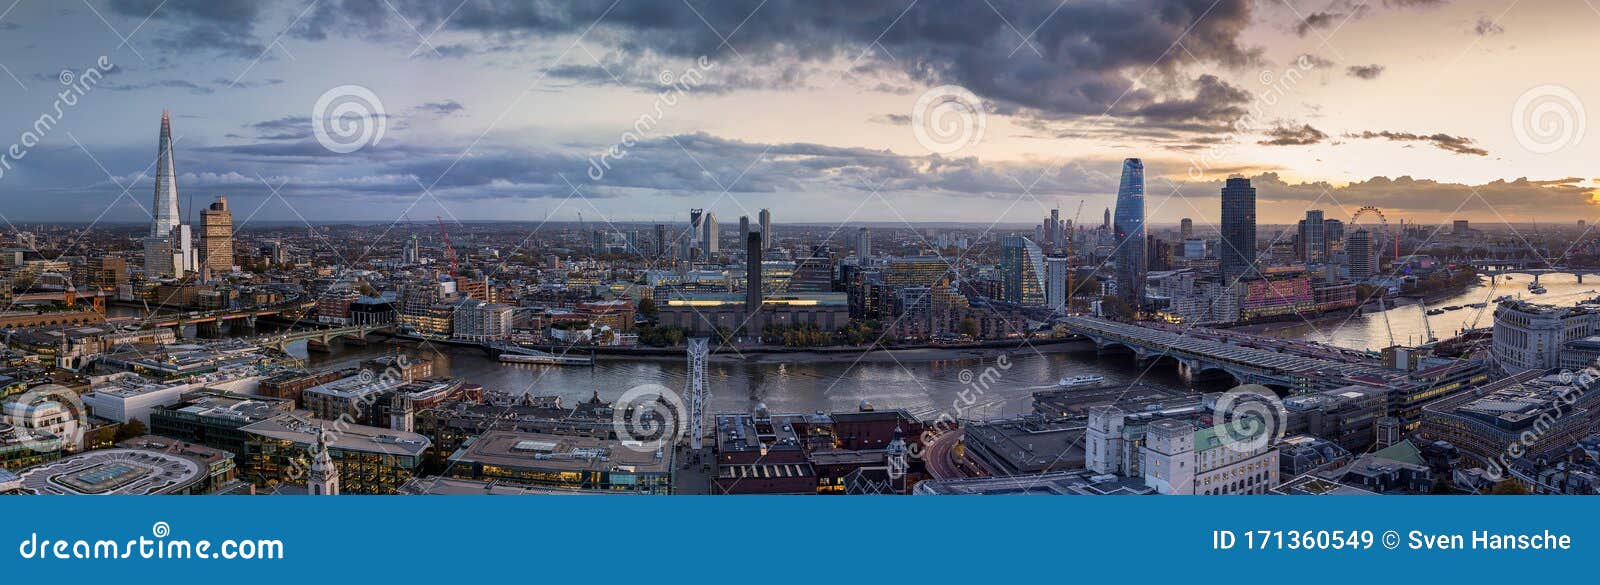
left=0, top=1, right=1594, bottom=226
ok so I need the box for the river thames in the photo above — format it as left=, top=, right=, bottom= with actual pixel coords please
left=256, top=272, right=1593, bottom=417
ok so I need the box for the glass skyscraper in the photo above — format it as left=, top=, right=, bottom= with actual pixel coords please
left=144, top=110, right=193, bottom=278
left=1112, top=158, right=1145, bottom=304
left=1000, top=235, right=1046, bottom=307
left=1220, top=177, right=1257, bottom=283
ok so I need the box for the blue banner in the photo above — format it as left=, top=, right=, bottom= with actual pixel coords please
left=0, top=496, right=1587, bottom=582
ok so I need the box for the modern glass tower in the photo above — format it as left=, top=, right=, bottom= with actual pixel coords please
left=758, top=208, right=772, bottom=250
left=144, top=110, right=192, bottom=278
left=1112, top=158, right=1146, bottom=304
left=1220, top=176, right=1258, bottom=283
left=1000, top=235, right=1046, bottom=307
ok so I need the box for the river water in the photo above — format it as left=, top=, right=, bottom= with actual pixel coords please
left=293, top=341, right=1190, bottom=419
left=154, top=272, right=1595, bottom=417
left=1251, top=273, right=1598, bottom=351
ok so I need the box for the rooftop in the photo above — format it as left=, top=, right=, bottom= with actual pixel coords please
left=167, top=392, right=294, bottom=424
left=448, top=430, right=670, bottom=474
left=913, top=469, right=1154, bottom=495
left=241, top=413, right=431, bottom=457
left=14, top=447, right=216, bottom=495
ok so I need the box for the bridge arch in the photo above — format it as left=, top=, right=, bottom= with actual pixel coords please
left=1190, top=366, right=1240, bottom=387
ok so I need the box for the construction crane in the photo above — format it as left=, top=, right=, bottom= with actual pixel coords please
left=1418, top=298, right=1437, bottom=344
left=1376, top=295, right=1396, bottom=348
left=436, top=216, right=459, bottom=279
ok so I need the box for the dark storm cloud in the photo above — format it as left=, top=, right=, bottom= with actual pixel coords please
left=108, top=0, right=265, bottom=57
left=1295, top=11, right=1346, bottom=37
left=1259, top=124, right=1328, bottom=146
left=1345, top=130, right=1488, bottom=156
left=292, top=0, right=1261, bottom=127
left=1122, top=74, right=1252, bottom=129
left=1346, top=64, right=1385, bottom=79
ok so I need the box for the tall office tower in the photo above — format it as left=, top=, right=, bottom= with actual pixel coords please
left=1453, top=220, right=1470, bottom=236
left=856, top=227, right=871, bottom=259
left=1220, top=177, right=1258, bottom=283
left=654, top=223, right=669, bottom=257
left=1103, top=208, right=1111, bottom=230
left=1347, top=229, right=1377, bottom=279
left=1050, top=208, right=1061, bottom=244
left=1180, top=218, right=1193, bottom=240
left=739, top=215, right=750, bottom=240
left=1112, top=158, right=1146, bottom=304
left=199, top=196, right=233, bottom=273
left=746, top=231, right=763, bottom=329
left=1322, top=218, right=1345, bottom=261
left=702, top=212, right=719, bottom=255
left=144, top=110, right=189, bottom=278
left=689, top=208, right=705, bottom=246
left=758, top=208, right=772, bottom=250
left=999, top=235, right=1046, bottom=307
left=1298, top=210, right=1325, bottom=263
left=1045, top=256, right=1070, bottom=313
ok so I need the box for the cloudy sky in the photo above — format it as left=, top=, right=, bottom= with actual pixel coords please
left=0, top=0, right=1594, bottom=229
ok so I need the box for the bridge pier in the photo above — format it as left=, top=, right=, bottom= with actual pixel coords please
left=306, top=333, right=338, bottom=353
left=196, top=321, right=223, bottom=338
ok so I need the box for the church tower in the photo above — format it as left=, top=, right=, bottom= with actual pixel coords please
left=308, top=426, right=340, bottom=496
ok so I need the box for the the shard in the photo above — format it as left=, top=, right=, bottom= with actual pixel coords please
left=144, top=110, right=193, bottom=278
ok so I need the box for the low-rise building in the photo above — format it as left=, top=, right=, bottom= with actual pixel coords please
left=445, top=430, right=673, bottom=494
left=240, top=413, right=431, bottom=494
left=1420, top=369, right=1600, bottom=463
left=11, top=436, right=235, bottom=495
left=1283, top=385, right=1386, bottom=453
left=149, top=392, right=296, bottom=455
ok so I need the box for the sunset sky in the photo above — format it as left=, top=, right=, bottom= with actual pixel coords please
left=0, top=0, right=1594, bottom=228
